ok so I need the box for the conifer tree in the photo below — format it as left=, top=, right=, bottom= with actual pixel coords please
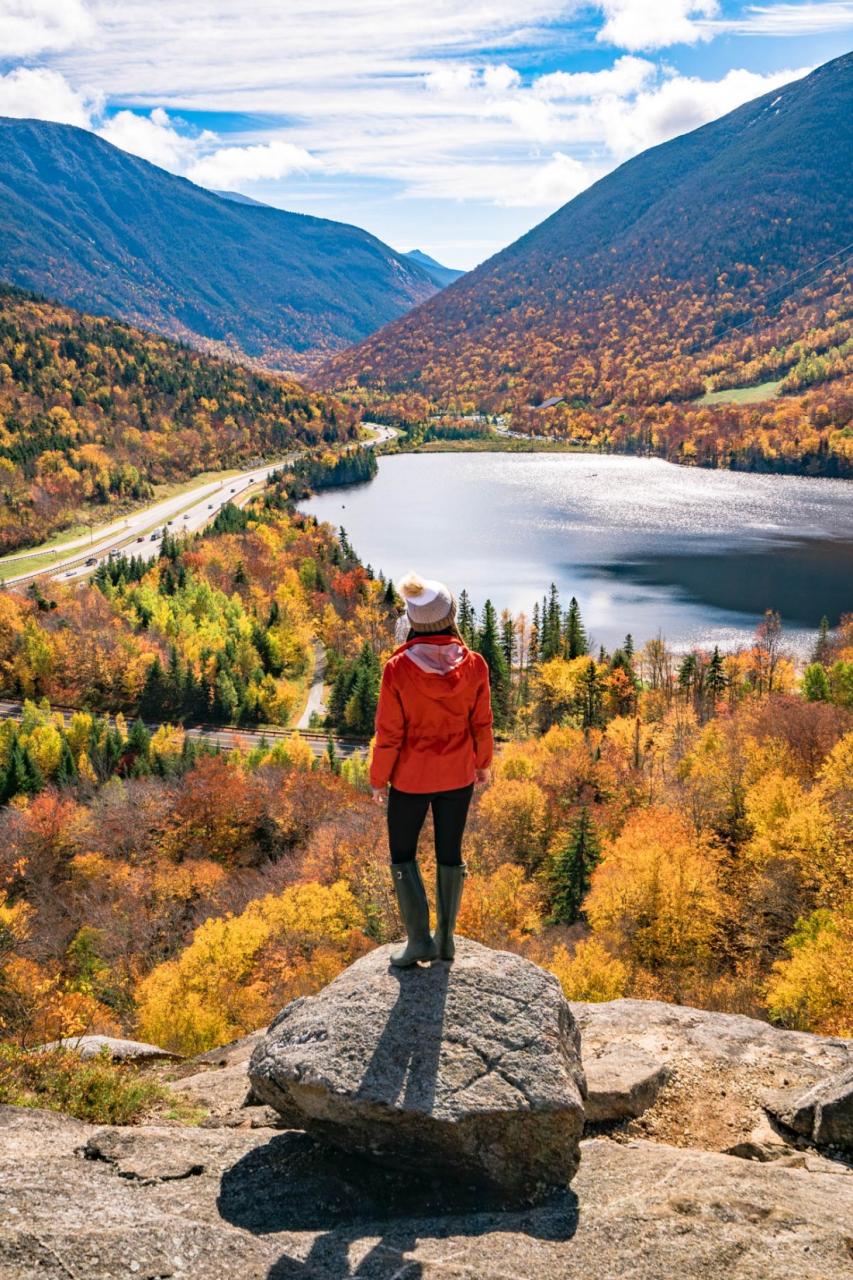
left=565, top=596, right=588, bottom=659
left=529, top=602, right=540, bottom=668
left=476, top=599, right=510, bottom=727
left=457, top=590, right=476, bottom=646
left=578, top=658, right=603, bottom=729
left=548, top=808, right=601, bottom=925
left=55, top=734, right=79, bottom=786
left=706, top=646, right=727, bottom=706
left=541, top=583, right=562, bottom=660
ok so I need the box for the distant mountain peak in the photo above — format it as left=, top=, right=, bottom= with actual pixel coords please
left=404, top=249, right=465, bottom=289
left=0, top=117, right=436, bottom=373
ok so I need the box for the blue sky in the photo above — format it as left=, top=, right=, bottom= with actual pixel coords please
left=0, top=2, right=851, bottom=267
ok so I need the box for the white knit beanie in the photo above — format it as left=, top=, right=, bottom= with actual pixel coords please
left=397, top=571, right=456, bottom=633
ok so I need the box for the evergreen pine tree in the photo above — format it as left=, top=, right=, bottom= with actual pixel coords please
left=578, top=658, right=603, bottom=729
left=706, top=646, right=727, bottom=705
left=548, top=809, right=601, bottom=925
left=476, top=599, right=510, bottom=727
left=457, top=590, right=476, bottom=646
left=128, top=718, right=151, bottom=765
left=541, top=583, right=562, bottom=660
left=529, top=602, right=540, bottom=667
left=565, top=597, right=588, bottom=659
left=55, top=734, right=78, bottom=786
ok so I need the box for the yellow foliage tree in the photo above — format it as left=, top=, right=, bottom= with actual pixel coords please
left=766, top=910, right=853, bottom=1036
left=474, top=777, right=547, bottom=870
left=135, top=880, right=367, bottom=1054
left=585, top=806, right=724, bottom=982
left=456, top=864, right=541, bottom=951
left=548, top=937, right=628, bottom=1002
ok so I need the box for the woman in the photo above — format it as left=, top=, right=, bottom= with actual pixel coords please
left=370, top=572, right=493, bottom=967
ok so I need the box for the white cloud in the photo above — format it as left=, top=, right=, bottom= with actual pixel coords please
left=0, top=0, right=94, bottom=57
left=597, top=64, right=807, bottom=158
left=187, top=140, right=319, bottom=190
left=0, top=0, right=840, bottom=264
left=719, top=2, right=853, bottom=36
left=97, top=107, right=213, bottom=171
left=0, top=65, right=98, bottom=127
left=400, top=150, right=599, bottom=206
left=535, top=55, right=657, bottom=99
left=482, top=63, right=521, bottom=94
left=596, top=0, right=719, bottom=51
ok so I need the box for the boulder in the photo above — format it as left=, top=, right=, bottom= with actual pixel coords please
left=34, top=1034, right=179, bottom=1062
left=765, top=1063, right=853, bottom=1151
left=583, top=1044, right=669, bottom=1122
left=249, top=939, right=587, bottom=1205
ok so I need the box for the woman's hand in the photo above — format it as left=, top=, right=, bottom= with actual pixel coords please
left=371, top=786, right=387, bottom=806
left=475, top=767, right=491, bottom=787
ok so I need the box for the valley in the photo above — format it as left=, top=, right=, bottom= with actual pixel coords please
left=0, top=35, right=850, bottom=1271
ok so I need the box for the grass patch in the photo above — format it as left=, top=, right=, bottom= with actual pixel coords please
left=0, top=1044, right=184, bottom=1125
left=697, top=379, right=782, bottom=406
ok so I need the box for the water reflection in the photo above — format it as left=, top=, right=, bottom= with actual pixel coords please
left=299, top=453, right=853, bottom=655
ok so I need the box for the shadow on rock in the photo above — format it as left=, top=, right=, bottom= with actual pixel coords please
left=356, top=961, right=449, bottom=1113
left=217, top=1131, right=579, bottom=1280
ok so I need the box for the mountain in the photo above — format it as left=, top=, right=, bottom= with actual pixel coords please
left=404, top=250, right=464, bottom=288
left=0, top=118, right=436, bottom=373
left=0, top=283, right=356, bottom=553
left=320, top=54, right=852, bottom=474
left=212, top=189, right=269, bottom=207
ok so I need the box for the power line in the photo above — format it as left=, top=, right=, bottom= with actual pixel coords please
left=704, top=239, right=853, bottom=349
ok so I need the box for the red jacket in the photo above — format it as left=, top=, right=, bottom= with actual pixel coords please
left=370, top=635, right=494, bottom=793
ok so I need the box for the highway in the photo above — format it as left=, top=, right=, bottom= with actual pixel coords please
left=3, top=422, right=399, bottom=588
left=0, top=699, right=367, bottom=761
left=1, top=460, right=290, bottom=586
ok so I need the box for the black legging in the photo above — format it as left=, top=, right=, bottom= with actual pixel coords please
left=387, top=784, right=474, bottom=867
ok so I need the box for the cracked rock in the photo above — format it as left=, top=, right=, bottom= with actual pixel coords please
left=765, top=1063, right=853, bottom=1151
left=249, top=938, right=587, bottom=1204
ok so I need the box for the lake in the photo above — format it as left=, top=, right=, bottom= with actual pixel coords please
left=299, top=452, right=853, bottom=655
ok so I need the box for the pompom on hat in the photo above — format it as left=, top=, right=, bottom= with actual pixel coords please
left=397, top=571, right=456, bottom=633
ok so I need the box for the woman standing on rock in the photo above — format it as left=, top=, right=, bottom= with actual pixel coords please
left=370, top=572, right=494, bottom=967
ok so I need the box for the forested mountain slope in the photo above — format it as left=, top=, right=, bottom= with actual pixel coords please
left=0, top=118, right=436, bottom=373
left=0, top=285, right=357, bottom=552
left=321, top=54, right=853, bottom=474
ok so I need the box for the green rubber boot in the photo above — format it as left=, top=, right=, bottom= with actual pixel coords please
left=434, top=862, right=467, bottom=961
left=390, top=862, right=439, bottom=967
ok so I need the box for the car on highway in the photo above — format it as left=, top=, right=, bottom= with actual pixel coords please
left=85, top=556, right=98, bottom=566
left=137, top=535, right=145, bottom=542
left=208, top=503, right=213, bottom=509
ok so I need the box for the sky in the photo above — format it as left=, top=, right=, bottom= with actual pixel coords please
left=0, top=2, right=851, bottom=268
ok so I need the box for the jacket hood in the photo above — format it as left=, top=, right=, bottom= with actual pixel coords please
left=395, top=635, right=473, bottom=697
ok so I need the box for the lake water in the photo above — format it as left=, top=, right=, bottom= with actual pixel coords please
left=299, top=452, right=853, bottom=654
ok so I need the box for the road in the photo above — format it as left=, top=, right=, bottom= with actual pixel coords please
left=296, top=643, right=328, bottom=729
left=4, top=423, right=399, bottom=589
left=0, top=699, right=366, bottom=761
left=2, top=460, right=290, bottom=586
left=362, top=422, right=400, bottom=447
